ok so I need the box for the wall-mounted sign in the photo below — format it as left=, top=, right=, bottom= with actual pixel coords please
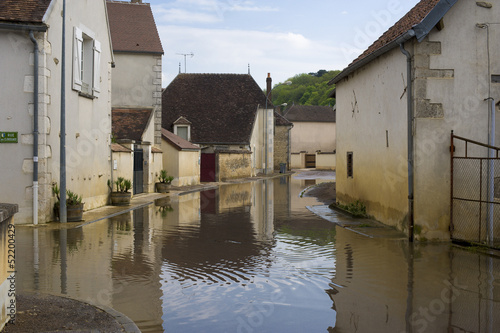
left=0, top=132, right=18, bottom=143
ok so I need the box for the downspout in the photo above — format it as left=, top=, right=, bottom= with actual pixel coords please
left=29, top=31, right=39, bottom=225
left=400, top=42, right=414, bottom=242
left=487, top=97, right=495, bottom=246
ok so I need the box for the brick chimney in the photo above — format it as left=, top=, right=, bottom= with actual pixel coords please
left=131, top=0, right=143, bottom=3
left=266, top=73, right=272, bottom=102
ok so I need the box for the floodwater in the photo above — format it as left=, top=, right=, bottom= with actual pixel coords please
left=14, top=172, right=500, bottom=332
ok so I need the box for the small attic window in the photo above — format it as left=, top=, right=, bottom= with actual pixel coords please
left=173, top=116, right=192, bottom=141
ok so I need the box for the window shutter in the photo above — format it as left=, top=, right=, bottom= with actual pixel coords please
left=73, top=27, right=83, bottom=91
left=92, top=39, right=101, bottom=97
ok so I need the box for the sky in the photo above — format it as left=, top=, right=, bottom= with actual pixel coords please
left=147, top=0, right=421, bottom=89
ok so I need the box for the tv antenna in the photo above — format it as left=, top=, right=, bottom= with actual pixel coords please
left=176, top=52, right=194, bottom=73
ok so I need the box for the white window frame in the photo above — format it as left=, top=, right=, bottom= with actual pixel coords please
left=73, top=26, right=101, bottom=98
left=174, top=124, right=191, bottom=141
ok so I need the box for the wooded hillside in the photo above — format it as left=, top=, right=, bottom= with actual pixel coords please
left=268, top=70, right=340, bottom=107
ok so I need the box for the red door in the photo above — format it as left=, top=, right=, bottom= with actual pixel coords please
left=201, top=153, right=216, bottom=182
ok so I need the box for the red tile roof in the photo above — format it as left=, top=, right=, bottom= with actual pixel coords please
left=161, top=128, right=200, bottom=151
left=106, top=1, right=163, bottom=54
left=112, top=108, right=153, bottom=142
left=0, top=0, right=52, bottom=24
left=350, top=0, right=441, bottom=66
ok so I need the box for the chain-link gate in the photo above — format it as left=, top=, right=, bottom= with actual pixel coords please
left=451, top=131, right=500, bottom=249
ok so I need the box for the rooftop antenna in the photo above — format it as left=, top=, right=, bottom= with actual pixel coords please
left=176, top=52, right=194, bottom=73
left=248, top=63, right=250, bottom=74
left=178, top=62, right=181, bottom=74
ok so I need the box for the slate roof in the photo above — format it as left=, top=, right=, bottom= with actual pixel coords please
left=0, top=0, right=52, bottom=25
left=330, top=0, right=456, bottom=84
left=112, top=108, right=152, bottom=142
left=161, top=128, right=200, bottom=151
left=162, top=74, right=269, bottom=145
left=106, top=1, right=163, bottom=54
left=284, top=105, right=336, bottom=123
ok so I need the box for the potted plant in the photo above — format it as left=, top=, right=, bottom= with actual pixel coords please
left=52, top=183, right=84, bottom=222
left=156, top=170, right=174, bottom=193
left=109, top=177, right=132, bottom=206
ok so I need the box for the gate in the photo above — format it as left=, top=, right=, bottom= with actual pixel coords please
left=305, top=154, right=316, bottom=168
left=133, top=147, right=143, bottom=195
left=451, top=131, right=500, bottom=249
left=201, top=153, right=216, bottom=182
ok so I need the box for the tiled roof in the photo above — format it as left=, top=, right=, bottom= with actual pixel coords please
left=112, top=108, right=152, bottom=142
left=350, top=0, right=441, bottom=66
left=275, top=111, right=293, bottom=127
left=0, top=0, right=52, bottom=24
left=111, top=143, right=133, bottom=153
left=162, top=74, right=268, bottom=145
left=161, top=128, right=200, bottom=151
left=284, top=105, right=336, bottom=123
left=151, top=146, right=163, bottom=153
left=173, top=116, right=192, bottom=125
left=106, top=1, right=163, bottom=54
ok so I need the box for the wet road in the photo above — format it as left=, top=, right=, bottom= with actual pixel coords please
left=14, top=171, right=500, bottom=332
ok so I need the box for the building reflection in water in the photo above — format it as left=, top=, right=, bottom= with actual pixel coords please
left=14, top=175, right=500, bottom=333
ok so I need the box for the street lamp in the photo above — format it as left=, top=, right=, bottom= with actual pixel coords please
left=264, top=80, right=292, bottom=174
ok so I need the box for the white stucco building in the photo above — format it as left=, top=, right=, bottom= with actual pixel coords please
left=0, top=0, right=114, bottom=224
left=332, top=0, right=500, bottom=241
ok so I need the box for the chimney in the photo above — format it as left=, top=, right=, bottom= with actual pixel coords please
left=266, top=73, right=272, bottom=102
left=131, top=0, right=142, bottom=3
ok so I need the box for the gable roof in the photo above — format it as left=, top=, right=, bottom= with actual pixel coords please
left=161, top=128, right=200, bottom=151
left=284, top=105, right=336, bottom=123
left=112, top=108, right=152, bottom=142
left=106, top=1, right=163, bottom=54
left=330, top=0, right=457, bottom=85
left=162, top=74, right=268, bottom=145
left=0, top=0, right=52, bottom=29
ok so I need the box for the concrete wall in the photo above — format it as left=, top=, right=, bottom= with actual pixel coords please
left=250, top=108, right=273, bottom=175
left=0, top=204, right=18, bottom=331
left=316, top=152, right=336, bottom=170
left=335, top=1, right=500, bottom=240
left=274, top=125, right=291, bottom=171
left=218, top=152, right=252, bottom=181
left=290, top=122, right=336, bottom=153
left=291, top=152, right=305, bottom=169
left=112, top=53, right=162, bottom=146
left=111, top=148, right=134, bottom=192
left=0, top=0, right=113, bottom=224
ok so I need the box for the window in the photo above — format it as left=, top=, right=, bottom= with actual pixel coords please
left=347, top=152, right=353, bottom=178
left=73, top=27, right=101, bottom=97
left=174, top=125, right=190, bottom=141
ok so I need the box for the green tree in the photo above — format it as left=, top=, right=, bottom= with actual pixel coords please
left=269, top=69, right=341, bottom=107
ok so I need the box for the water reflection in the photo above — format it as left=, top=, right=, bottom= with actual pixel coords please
left=14, top=174, right=500, bottom=333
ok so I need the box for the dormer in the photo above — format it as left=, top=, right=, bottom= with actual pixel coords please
left=173, top=116, right=192, bottom=141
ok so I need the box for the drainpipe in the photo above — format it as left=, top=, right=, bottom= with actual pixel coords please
left=29, top=31, right=39, bottom=225
left=486, top=98, right=495, bottom=245
left=400, top=43, right=414, bottom=242
left=59, top=0, right=67, bottom=222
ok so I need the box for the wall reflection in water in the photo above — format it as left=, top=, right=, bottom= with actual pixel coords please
left=14, top=175, right=500, bottom=333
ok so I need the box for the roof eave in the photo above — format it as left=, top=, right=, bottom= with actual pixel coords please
left=0, top=22, right=47, bottom=32
left=330, top=0, right=458, bottom=85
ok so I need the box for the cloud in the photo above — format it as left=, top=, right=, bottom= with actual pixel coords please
left=157, top=25, right=349, bottom=88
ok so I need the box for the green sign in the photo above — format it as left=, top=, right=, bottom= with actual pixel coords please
left=0, top=132, right=18, bottom=143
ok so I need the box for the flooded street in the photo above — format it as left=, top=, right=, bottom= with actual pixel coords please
left=14, top=172, right=500, bottom=332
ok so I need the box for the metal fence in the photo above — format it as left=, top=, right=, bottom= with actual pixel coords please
left=451, top=132, right=500, bottom=249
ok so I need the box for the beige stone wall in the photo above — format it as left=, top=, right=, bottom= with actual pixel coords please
left=316, top=153, right=336, bottom=170
left=274, top=125, right=290, bottom=170
left=161, top=139, right=200, bottom=186
left=218, top=152, right=252, bottom=181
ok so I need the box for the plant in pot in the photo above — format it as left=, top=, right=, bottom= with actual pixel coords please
left=109, top=177, right=132, bottom=206
left=156, top=170, right=174, bottom=193
left=52, top=183, right=84, bottom=222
